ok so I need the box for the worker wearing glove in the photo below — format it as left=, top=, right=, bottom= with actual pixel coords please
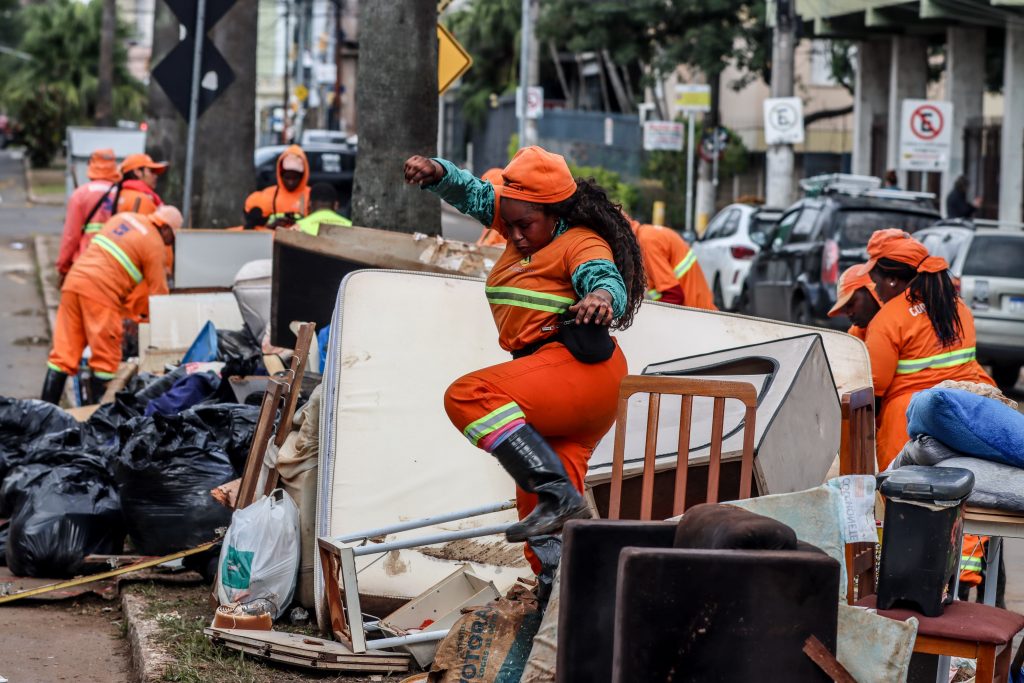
left=404, top=147, right=646, bottom=574
left=629, top=218, right=716, bottom=309
left=864, top=229, right=994, bottom=469
left=41, top=206, right=182, bottom=405
left=243, top=145, right=311, bottom=229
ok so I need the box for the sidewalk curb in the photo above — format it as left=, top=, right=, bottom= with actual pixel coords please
left=22, top=155, right=66, bottom=207
left=122, top=591, right=172, bottom=683
left=32, top=235, right=59, bottom=334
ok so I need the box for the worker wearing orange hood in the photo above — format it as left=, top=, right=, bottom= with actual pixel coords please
left=56, top=149, right=122, bottom=278
left=863, top=229, right=994, bottom=469
left=629, top=217, right=716, bottom=309
left=42, top=206, right=182, bottom=405
left=243, top=145, right=311, bottom=229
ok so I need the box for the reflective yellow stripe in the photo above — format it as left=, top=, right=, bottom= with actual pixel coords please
left=92, top=369, right=116, bottom=380
left=485, top=286, right=575, bottom=314
left=896, top=347, right=976, bottom=375
left=463, top=402, right=526, bottom=446
left=47, top=361, right=69, bottom=374
left=647, top=288, right=662, bottom=301
left=673, top=251, right=697, bottom=279
left=84, top=223, right=103, bottom=234
left=93, top=234, right=143, bottom=284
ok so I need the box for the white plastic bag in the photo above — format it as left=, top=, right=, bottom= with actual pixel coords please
left=216, top=489, right=300, bottom=619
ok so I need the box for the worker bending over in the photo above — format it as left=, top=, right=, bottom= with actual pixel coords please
left=294, top=183, right=351, bottom=235
left=41, top=206, right=182, bottom=405
left=863, top=229, right=994, bottom=469
left=56, top=149, right=121, bottom=279
left=405, top=147, right=646, bottom=575
left=631, top=218, right=716, bottom=309
left=828, top=264, right=881, bottom=340
left=244, top=146, right=310, bottom=229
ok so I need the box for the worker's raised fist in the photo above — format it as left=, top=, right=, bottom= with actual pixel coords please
left=404, top=156, right=443, bottom=186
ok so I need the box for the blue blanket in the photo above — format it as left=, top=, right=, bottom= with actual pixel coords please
left=907, top=388, right=1024, bottom=468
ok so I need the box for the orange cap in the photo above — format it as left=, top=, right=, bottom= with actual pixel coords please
left=120, top=153, right=168, bottom=176
left=86, top=148, right=120, bottom=182
left=828, top=264, right=880, bottom=317
left=497, top=146, right=577, bottom=204
left=864, top=228, right=947, bottom=274
left=481, top=167, right=504, bottom=186
left=152, top=205, right=183, bottom=231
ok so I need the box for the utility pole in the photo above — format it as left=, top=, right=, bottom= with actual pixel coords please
left=766, top=0, right=797, bottom=208
left=95, top=0, right=117, bottom=125
left=517, top=0, right=538, bottom=148
left=282, top=0, right=291, bottom=143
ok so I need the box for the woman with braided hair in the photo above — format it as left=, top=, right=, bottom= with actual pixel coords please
left=404, top=147, right=645, bottom=574
left=863, top=229, right=994, bottom=469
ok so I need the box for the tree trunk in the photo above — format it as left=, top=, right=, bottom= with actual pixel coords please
left=95, top=0, right=116, bottom=126
left=548, top=41, right=572, bottom=104
left=146, top=0, right=258, bottom=227
left=351, top=0, right=439, bottom=234
left=601, top=49, right=632, bottom=114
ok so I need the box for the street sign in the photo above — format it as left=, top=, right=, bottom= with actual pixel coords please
left=675, top=84, right=711, bottom=113
left=899, top=98, right=952, bottom=171
left=516, top=86, right=544, bottom=119
left=294, top=84, right=309, bottom=102
left=700, top=127, right=729, bottom=162
left=437, top=23, right=472, bottom=94
left=763, top=97, right=805, bottom=145
left=643, top=121, right=685, bottom=152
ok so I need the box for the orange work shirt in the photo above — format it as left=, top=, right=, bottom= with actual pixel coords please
left=848, top=324, right=867, bottom=341
left=116, top=179, right=162, bottom=215
left=635, top=223, right=716, bottom=310
left=486, top=227, right=613, bottom=352
left=63, top=212, right=170, bottom=311
left=56, top=180, right=117, bottom=274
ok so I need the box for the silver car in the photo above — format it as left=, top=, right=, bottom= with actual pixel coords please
left=914, top=222, right=1024, bottom=391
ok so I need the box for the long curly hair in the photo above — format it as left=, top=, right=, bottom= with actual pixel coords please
left=874, top=257, right=963, bottom=347
left=541, top=178, right=646, bottom=329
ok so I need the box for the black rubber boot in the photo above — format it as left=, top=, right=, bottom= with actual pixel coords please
left=85, top=374, right=109, bottom=405
left=40, top=368, right=68, bottom=405
left=491, top=425, right=591, bottom=543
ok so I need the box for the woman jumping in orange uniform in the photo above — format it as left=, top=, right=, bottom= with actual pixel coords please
left=404, top=148, right=645, bottom=570
left=864, top=229, right=994, bottom=469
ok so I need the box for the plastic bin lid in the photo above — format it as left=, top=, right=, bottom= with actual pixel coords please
left=878, top=465, right=975, bottom=502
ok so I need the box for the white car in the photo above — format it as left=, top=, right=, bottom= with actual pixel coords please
left=691, top=204, right=783, bottom=310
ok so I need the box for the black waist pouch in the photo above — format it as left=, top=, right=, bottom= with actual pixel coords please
left=559, top=314, right=615, bottom=364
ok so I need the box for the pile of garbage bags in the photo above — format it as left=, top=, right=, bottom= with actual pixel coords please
left=0, top=379, right=260, bottom=577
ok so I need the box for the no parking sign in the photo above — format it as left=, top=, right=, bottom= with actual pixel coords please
left=899, top=99, right=952, bottom=171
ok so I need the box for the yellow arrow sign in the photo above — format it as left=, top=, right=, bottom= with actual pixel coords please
left=437, top=23, right=472, bottom=95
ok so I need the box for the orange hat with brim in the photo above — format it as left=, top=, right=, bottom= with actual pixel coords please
left=481, top=167, right=504, bottom=186
left=828, top=263, right=880, bottom=317
left=864, top=227, right=947, bottom=274
left=496, top=146, right=577, bottom=204
left=120, top=153, right=168, bottom=176
left=87, top=148, right=120, bottom=182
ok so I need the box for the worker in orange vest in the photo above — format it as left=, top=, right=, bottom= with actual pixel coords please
left=41, top=206, right=183, bottom=405
left=114, top=153, right=167, bottom=214
left=864, top=229, right=995, bottom=469
left=827, top=263, right=882, bottom=341
left=475, top=168, right=506, bottom=247
left=630, top=218, right=716, bottom=309
left=55, top=149, right=121, bottom=280
left=243, top=145, right=310, bottom=229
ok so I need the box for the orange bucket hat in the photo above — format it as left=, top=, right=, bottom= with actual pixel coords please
left=86, top=148, right=120, bottom=182
left=828, top=263, right=881, bottom=317
left=481, top=167, right=504, bottom=186
left=865, top=228, right=947, bottom=274
left=497, top=146, right=577, bottom=204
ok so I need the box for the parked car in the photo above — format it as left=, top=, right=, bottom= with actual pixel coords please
left=912, top=221, right=1024, bottom=391
left=745, top=176, right=941, bottom=328
left=300, top=129, right=356, bottom=148
left=691, top=204, right=783, bottom=310
left=254, top=143, right=356, bottom=214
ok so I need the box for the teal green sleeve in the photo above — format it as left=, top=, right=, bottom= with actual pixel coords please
left=423, top=158, right=496, bottom=227
left=572, top=259, right=627, bottom=318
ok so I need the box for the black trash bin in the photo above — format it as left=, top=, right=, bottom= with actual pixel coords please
left=877, top=465, right=975, bottom=617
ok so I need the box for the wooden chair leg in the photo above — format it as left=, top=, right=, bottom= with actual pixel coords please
left=995, top=640, right=1017, bottom=682
left=975, top=643, right=997, bottom=683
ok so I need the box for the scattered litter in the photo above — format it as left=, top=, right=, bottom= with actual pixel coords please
left=289, top=606, right=310, bottom=626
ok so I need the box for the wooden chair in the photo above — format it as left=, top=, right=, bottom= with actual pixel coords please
left=607, top=375, right=758, bottom=521
left=837, top=388, right=1024, bottom=683
left=838, top=386, right=877, bottom=603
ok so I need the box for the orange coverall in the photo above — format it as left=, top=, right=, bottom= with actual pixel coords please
left=444, top=228, right=628, bottom=573
left=56, top=180, right=118, bottom=274
left=48, top=213, right=170, bottom=380
left=244, top=145, right=311, bottom=228
left=866, top=293, right=994, bottom=469
left=634, top=222, right=717, bottom=310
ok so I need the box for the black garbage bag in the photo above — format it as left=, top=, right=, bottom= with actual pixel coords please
left=0, top=398, right=78, bottom=479
left=0, top=463, right=50, bottom=518
left=6, top=463, right=125, bottom=577
left=113, top=405, right=259, bottom=554
left=217, top=328, right=262, bottom=364
left=0, top=520, right=9, bottom=566
left=85, top=397, right=144, bottom=453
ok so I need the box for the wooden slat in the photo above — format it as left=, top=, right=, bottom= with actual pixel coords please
left=236, top=380, right=285, bottom=509
left=275, top=321, right=316, bottom=447
left=671, top=395, right=693, bottom=516
left=705, top=397, right=726, bottom=505
left=318, top=538, right=351, bottom=645
left=738, top=405, right=756, bottom=499
left=608, top=394, right=630, bottom=520
left=639, top=393, right=661, bottom=521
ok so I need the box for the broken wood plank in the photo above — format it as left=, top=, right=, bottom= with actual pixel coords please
left=204, top=627, right=411, bottom=672
left=275, top=321, right=315, bottom=447
left=235, top=380, right=285, bottom=509
left=803, top=635, right=857, bottom=683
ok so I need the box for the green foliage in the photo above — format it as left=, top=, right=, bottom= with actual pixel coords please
left=446, top=0, right=521, bottom=128
left=568, top=163, right=638, bottom=213
left=0, top=0, right=145, bottom=166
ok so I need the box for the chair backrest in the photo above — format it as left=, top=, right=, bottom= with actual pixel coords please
left=607, top=375, right=758, bottom=521
left=839, top=386, right=877, bottom=603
